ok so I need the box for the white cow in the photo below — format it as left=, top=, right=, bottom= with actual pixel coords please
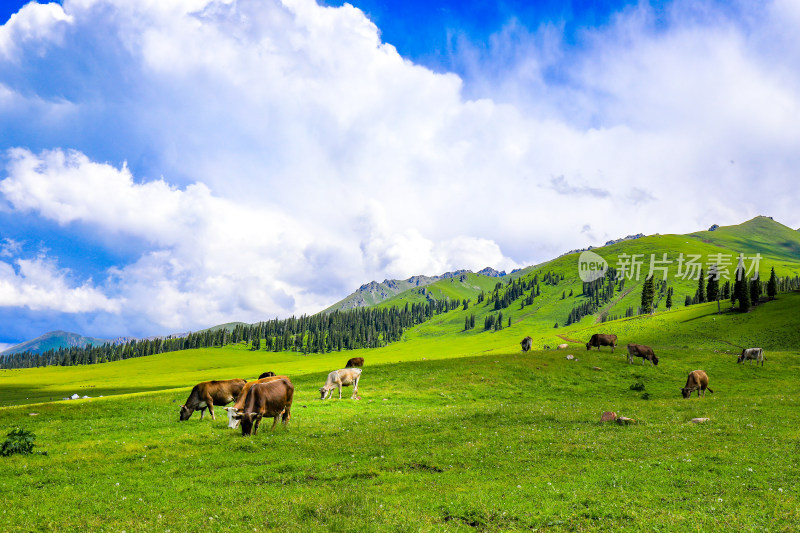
left=738, top=348, right=765, bottom=366
left=556, top=344, right=569, bottom=350
left=319, top=368, right=362, bottom=400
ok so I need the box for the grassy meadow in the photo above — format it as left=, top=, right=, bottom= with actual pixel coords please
left=2, top=290, right=800, bottom=531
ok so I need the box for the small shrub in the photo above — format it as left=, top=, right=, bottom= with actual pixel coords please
left=629, top=382, right=645, bottom=392
left=1, top=428, right=42, bottom=457
left=641, top=392, right=651, bottom=400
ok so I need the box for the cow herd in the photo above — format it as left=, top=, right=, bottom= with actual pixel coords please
left=178, top=334, right=766, bottom=436
left=178, top=357, right=365, bottom=436
left=524, top=333, right=767, bottom=400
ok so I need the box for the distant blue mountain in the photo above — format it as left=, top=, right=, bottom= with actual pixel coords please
left=0, top=330, right=111, bottom=356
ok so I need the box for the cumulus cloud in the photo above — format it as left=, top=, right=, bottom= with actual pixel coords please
left=0, top=0, right=799, bottom=338
left=0, top=255, right=120, bottom=313
left=0, top=1, right=73, bottom=61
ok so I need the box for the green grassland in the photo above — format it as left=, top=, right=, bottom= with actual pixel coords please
left=2, top=291, right=800, bottom=531
left=1, top=217, right=799, bottom=531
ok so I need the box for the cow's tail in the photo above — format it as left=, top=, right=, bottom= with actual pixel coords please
left=283, top=381, right=294, bottom=423
left=707, top=387, right=714, bottom=394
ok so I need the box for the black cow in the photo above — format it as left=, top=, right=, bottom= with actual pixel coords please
left=520, top=336, right=533, bottom=352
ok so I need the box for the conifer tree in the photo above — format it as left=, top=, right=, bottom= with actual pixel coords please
left=697, top=267, right=707, bottom=303
left=767, top=267, right=778, bottom=300
left=749, top=272, right=761, bottom=306
left=733, top=261, right=750, bottom=312
left=665, top=288, right=673, bottom=310
left=706, top=267, right=719, bottom=303
left=641, top=276, right=655, bottom=314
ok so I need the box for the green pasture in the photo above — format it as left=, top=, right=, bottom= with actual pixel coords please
left=2, top=292, right=800, bottom=531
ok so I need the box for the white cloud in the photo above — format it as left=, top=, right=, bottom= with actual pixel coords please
left=0, top=256, right=120, bottom=313
left=0, top=1, right=73, bottom=61
left=1, top=0, right=799, bottom=336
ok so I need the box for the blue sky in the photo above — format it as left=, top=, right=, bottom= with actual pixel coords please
left=1, top=0, right=799, bottom=348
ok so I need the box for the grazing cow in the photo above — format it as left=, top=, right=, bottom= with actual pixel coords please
left=258, top=371, right=276, bottom=379
left=627, top=344, right=659, bottom=366
left=556, top=343, right=569, bottom=350
left=231, top=379, right=294, bottom=436
left=681, top=370, right=713, bottom=399
left=738, top=348, right=765, bottom=366
left=225, top=375, right=290, bottom=429
left=345, top=357, right=365, bottom=368
left=319, top=368, right=362, bottom=400
left=179, top=379, right=246, bottom=421
left=586, top=334, right=618, bottom=353
left=520, top=336, right=533, bottom=352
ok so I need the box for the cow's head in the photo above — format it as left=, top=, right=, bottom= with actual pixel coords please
left=585, top=343, right=592, bottom=351
left=224, top=406, right=241, bottom=429
left=737, top=350, right=746, bottom=363
left=319, top=386, right=330, bottom=400
left=179, top=405, right=192, bottom=421
left=234, top=412, right=261, bottom=436
left=680, top=388, right=692, bottom=399
left=652, top=355, right=659, bottom=366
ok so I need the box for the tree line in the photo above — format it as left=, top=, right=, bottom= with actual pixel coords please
left=0, top=298, right=462, bottom=370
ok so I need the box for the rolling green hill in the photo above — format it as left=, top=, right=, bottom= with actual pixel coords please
left=358, top=216, right=800, bottom=331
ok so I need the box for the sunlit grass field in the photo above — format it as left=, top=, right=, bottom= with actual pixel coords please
left=1, top=293, right=799, bottom=531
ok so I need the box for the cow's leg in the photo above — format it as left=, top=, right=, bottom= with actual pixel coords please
left=270, top=410, right=284, bottom=431
left=204, top=394, right=216, bottom=420
left=199, top=407, right=205, bottom=420
left=338, top=383, right=342, bottom=399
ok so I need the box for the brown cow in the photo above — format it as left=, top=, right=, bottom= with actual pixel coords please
left=345, top=357, right=364, bottom=368
left=258, top=371, right=276, bottom=379
left=681, top=370, right=713, bottom=399
left=225, top=375, right=290, bottom=429
left=586, top=333, right=617, bottom=352
left=179, top=379, right=246, bottom=421
left=232, top=379, right=294, bottom=436
left=627, top=344, right=658, bottom=365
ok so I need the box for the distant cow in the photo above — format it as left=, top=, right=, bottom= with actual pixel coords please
left=586, top=334, right=618, bottom=353
left=556, top=343, right=569, bottom=350
left=225, top=375, right=291, bottom=429
left=345, top=357, right=364, bottom=368
left=520, top=336, right=533, bottom=352
left=320, top=368, right=362, bottom=400
left=738, top=348, right=765, bottom=366
left=231, top=379, right=294, bottom=436
left=627, top=344, right=658, bottom=366
left=681, top=370, right=713, bottom=399
left=258, top=371, right=276, bottom=379
left=179, top=379, right=246, bottom=421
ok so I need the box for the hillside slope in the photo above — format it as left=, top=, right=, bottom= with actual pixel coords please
left=322, top=268, right=506, bottom=313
